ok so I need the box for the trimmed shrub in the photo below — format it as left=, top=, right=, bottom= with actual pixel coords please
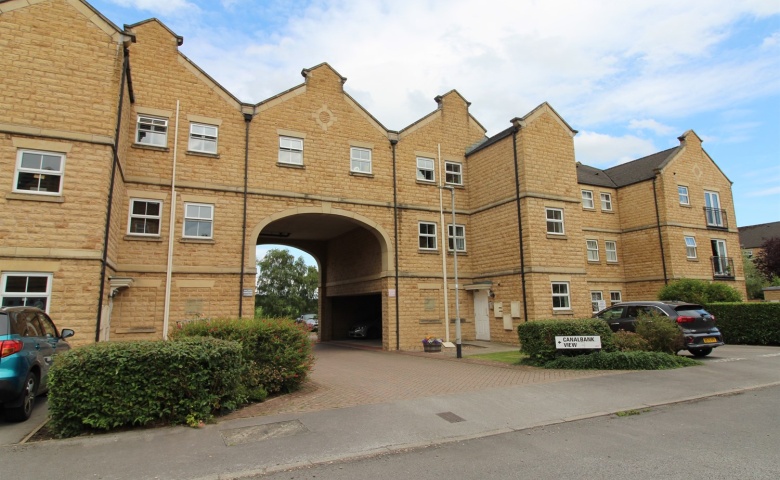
left=518, top=319, right=615, bottom=363
left=658, top=278, right=742, bottom=303
left=172, top=317, right=314, bottom=395
left=543, top=351, right=700, bottom=370
left=613, top=331, right=650, bottom=352
left=48, top=337, right=244, bottom=438
left=635, top=312, right=685, bottom=354
left=704, top=302, right=780, bottom=345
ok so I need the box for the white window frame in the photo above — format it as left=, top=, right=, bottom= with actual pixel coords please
left=704, top=191, right=723, bottom=227
left=591, top=291, right=604, bottom=313
left=546, top=208, right=564, bottom=235
left=444, top=161, right=463, bottom=186
left=685, top=236, right=698, bottom=259
left=417, top=157, right=435, bottom=182
left=278, top=136, right=304, bottom=165
left=350, top=147, right=372, bottom=174
left=0, top=272, right=53, bottom=313
left=600, top=192, right=613, bottom=211
left=609, top=291, right=622, bottom=305
left=127, top=199, right=163, bottom=236
left=183, top=203, right=214, bottom=239
left=418, top=222, right=437, bottom=250
left=678, top=186, right=690, bottom=205
left=605, top=240, right=618, bottom=263
left=188, top=123, right=218, bottom=154
left=136, top=115, right=168, bottom=147
left=13, top=149, right=66, bottom=196
left=447, top=224, right=466, bottom=252
left=581, top=190, right=594, bottom=209
left=551, top=282, right=570, bottom=310
left=586, top=240, right=599, bottom=262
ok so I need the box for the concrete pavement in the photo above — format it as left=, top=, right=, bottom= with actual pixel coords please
left=0, top=343, right=778, bottom=479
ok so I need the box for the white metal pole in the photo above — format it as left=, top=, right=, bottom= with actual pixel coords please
left=162, top=99, right=180, bottom=340
left=450, top=187, right=462, bottom=358
left=437, top=144, right=450, bottom=343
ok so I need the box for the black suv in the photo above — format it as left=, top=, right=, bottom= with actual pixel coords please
left=594, top=301, right=723, bottom=357
left=1, top=307, right=74, bottom=422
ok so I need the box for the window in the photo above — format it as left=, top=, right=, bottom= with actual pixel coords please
left=600, top=193, right=612, bottom=211
left=685, top=236, right=697, bottom=259
left=183, top=203, right=213, bottom=239
left=188, top=123, right=218, bottom=154
left=581, top=190, right=594, bottom=209
left=609, top=291, right=622, bottom=305
left=586, top=240, right=599, bottom=261
left=551, top=282, right=570, bottom=310
left=678, top=186, right=690, bottom=205
left=704, top=191, right=723, bottom=227
left=445, top=161, right=463, bottom=185
left=745, top=249, right=753, bottom=259
left=350, top=147, right=372, bottom=174
left=14, top=150, right=65, bottom=195
left=417, top=157, right=435, bottom=182
left=1, top=273, right=52, bottom=312
left=546, top=208, right=564, bottom=235
left=605, top=241, right=618, bottom=262
left=136, top=115, right=168, bottom=146
left=447, top=224, right=466, bottom=252
left=128, top=199, right=162, bottom=236
left=278, top=136, right=303, bottom=165
left=418, top=222, right=437, bottom=250
left=591, top=291, right=604, bottom=313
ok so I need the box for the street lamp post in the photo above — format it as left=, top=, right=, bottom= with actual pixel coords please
left=443, top=186, right=462, bottom=359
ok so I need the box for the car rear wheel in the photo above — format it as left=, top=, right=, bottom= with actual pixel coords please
left=5, top=372, right=39, bottom=422
left=689, top=347, right=713, bottom=357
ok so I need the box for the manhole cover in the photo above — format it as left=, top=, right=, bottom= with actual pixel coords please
left=220, top=420, right=308, bottom=446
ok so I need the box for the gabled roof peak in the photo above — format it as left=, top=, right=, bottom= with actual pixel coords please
left=434, top=89, right=471, bottom=107
left=125, top=18, right=183, bottom=46
left=301, top=62, right=347, bottom=84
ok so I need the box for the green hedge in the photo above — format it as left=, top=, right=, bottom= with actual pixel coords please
left=544, top=351, right=700, bottom=370
left=704, top=302, right=780, bottom=345
left=172, top=317, right=314, bottom=395
left=48, top=337, right=244, bottom=438
left=518, top=319, right=615, bottom=363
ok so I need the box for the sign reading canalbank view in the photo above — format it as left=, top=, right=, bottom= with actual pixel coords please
left=555, top=336, right=602, bottom=349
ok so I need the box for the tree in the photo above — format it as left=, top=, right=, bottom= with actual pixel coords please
left=255, top=249, right=319, bottom=318
left=754, top=237, right=780, bottom=281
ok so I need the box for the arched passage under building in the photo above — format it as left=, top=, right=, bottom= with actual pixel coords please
left=250, top=207, right=394, bottom=349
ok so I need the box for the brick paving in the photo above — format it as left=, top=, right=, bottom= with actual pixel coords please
left=220, top=341, right=621, bottom=421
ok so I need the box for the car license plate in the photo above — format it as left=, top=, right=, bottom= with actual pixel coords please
left=703, top=337, right=717, bottom=344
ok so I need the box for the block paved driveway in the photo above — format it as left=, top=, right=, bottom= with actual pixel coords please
left=221, top=342, right=620, bottom=421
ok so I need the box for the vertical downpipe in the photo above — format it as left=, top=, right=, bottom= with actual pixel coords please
left=512, top=127, right=529, bottom=322
left=162, top=100, right=181, bottom=339
left=95, top=48, right=129, bottom=342
left=437, top=144, right=451, bottom=342
left=653, top=175, right=668, bottom=285
left=391, top=138, right=400, bottom=350
left=239, top=112, right=252, bottom=317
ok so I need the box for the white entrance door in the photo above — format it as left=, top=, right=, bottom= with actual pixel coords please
left=474, top=290, right=490, bottom=341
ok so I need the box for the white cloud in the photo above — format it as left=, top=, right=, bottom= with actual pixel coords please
left=628, top=119, right=677, bottom=136
left=574, top=131, right=658, bottom=166
left=762, top=31, right=780, bottom=48
left=107, top=0, right=197, bottom=16
left=745, top=185, right=780, bottom=197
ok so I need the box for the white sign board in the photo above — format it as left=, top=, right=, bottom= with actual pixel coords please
left=242, top=289, right=254, bottom=297
left=388, top=289, right=396, bottom=298
left=555, top=336, right=602, bottom=349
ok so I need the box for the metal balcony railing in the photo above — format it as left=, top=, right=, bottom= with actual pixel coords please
left=711, top=256, right=735, bottom=278
left=704, top=207, right=728, bottom=229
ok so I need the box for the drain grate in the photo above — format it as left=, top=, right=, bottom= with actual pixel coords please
left=436, top=411, right=465, bottom=423
left=220, top=420, right=308, bottom=446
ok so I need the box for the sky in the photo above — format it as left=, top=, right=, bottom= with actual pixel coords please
left=87, top=0, right=780, bottom=264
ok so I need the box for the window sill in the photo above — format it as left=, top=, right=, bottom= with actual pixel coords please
left=680, top=204, right=692, bottom=208
left=277, top=162, right=305, bottom=169
left=546, top=234, right=567, bottom=240
left=444, top=183, right=465, bottom=189
left=447, top=251, right=467, bottom=256
left=124, top=235, right=163, bottom=242
left=418, top=249, right=439, bottom=254
left=419, top=319, right=442, bottom=324
left=416, top=180, right=437, bottom=186
left=185, top=150, right=220, bottom=159
left=180, top=237, right=215, bottom=244
left=552, top=309, right=573, bottom=315
left=349, top=171, right=374, bottom=178
left=587, top=260, right=600, bottom=264
left=606, top=261, right=619, bottom=265
left=600, top=210, right=615, bottom=214
left=6, top=192, right=64, bottom=203
left=132, top=143, right=169, bottom=152
left=582, top=206, right=595, bottom=211
left=686, top=258, right=699, bottom=262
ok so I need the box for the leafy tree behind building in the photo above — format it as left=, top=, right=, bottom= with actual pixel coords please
left=256, top=249, right=318, bottom=318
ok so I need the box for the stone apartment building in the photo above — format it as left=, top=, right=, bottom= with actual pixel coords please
left=0, top=0, right=745, bottom=350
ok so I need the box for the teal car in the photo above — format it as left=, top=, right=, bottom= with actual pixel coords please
left=0, top=307, right=74, bottom=422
